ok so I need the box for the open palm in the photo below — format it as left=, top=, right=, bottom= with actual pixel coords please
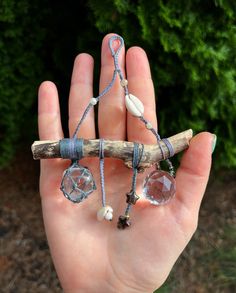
left=38, top=34, right=213, bottom=293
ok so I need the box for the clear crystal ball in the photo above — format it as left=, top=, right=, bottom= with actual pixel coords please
left=61, top=165, right=96, bottom=203
left=143, top=170, right=176, bottom=205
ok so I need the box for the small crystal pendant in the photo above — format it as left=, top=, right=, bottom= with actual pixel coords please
left=143, top=170, right=176, bottom=205
left=60, top=162, right=96, bottom=203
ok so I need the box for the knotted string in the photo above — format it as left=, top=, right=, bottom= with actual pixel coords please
left=72, top=36, right=124, bottom=139
left=127, top=142, right=144, bottom=213
left=131, top=142, right=144, bottom=191
left=99, top=139, right=106, bottom=207
left=118, top=142, right=144, bottom=229
left=108, top=35, right=128, bottom=95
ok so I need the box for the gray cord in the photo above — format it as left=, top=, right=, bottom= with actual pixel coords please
left=117, top=142, right=144, bottom=228
left=124, top=143, right=144, bottom=217
left=72, top=35, right=125, bottom=139
left=60, top=138, right=84, bottom=160
left=99, top=139, right=106, bottom=207
left=162, top=138, right=174, bottom=157
left=72, top=69, right=118, bottom=138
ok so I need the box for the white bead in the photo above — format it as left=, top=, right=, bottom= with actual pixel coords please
left=120, top=79, right=128, bottom=87
left=125, top=94, right=144, bottom=117
left=90, top=97, right=98, bottom=105
left=146, top=122, right=152, bottom=129
left=97, top=205, right=113, bottom=221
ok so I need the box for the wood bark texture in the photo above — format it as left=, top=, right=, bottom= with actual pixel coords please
left=31, top=129, right=193, bottom=169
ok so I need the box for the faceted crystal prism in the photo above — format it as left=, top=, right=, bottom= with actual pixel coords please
left=61, top=164, right=96, bottom=203
left=143, top=170, right=176, bottom=205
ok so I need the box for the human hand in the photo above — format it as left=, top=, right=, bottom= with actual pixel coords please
left=38, top=33, right=214, bottom=293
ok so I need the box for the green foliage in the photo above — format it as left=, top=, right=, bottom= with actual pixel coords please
left=0, top=1, right=100, bottom=167
left=0, top=0, right=47, bottom=166
left=0, top=0, right=235, bottom=168
left=88, top=0, right=236, bottom=168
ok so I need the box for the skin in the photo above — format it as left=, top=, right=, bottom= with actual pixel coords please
left=38, top=33, right=213, bottom=293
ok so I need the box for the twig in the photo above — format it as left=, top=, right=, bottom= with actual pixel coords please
left=31, top=129, right=193, bottom=169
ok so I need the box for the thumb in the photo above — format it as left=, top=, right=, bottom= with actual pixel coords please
left=175, top=132, right=215, bottom=214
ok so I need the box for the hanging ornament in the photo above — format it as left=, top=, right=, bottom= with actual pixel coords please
left=117, top=143, right=143, bottom=229
left=96, top=139, right=114, bottom=222
left=143, top=170, right=176, bottom=205
left=60, top=161, right=96, bottom=203
left=31, top=34, right=193, bottom=230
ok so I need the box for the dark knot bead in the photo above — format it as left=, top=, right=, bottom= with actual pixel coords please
left=117, top=215, right=131, bottom=230
left=126, top=191, right=140, bottom=205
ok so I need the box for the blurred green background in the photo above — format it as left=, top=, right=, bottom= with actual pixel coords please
left=0, top=0, right=235, bottom=292
left=0, top=0, right=236, bottom=168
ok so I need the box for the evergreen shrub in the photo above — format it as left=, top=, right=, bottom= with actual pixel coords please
left=88, top=0, right=236, bottom=168
left=0, top=0, right=47, bottom=166
left=0, top=0, right=235, bottom=168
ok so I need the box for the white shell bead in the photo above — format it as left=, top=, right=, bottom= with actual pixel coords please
left=125, top=94, right=144, bottom=117
left=90, top=97, right=98, bottom=105
left=97, top=206, right=113, bottom=221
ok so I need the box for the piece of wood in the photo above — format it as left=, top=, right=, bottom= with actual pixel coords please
left=31, top=129, right=193, bottom=169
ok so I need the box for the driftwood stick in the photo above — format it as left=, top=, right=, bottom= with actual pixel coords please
left=31, top=129, right=193, bottom=169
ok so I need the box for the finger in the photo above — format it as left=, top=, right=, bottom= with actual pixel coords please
left=126, top=47, right=157, bottom=144
left=38, top=81, right=64, bottom=173
left=38, top=81, right=64, bottom=140
left=98, top=33, right=126, bottom=140
left=174, top=132, right=213, bottom=214
left=69, top=53, right=95, bottom=138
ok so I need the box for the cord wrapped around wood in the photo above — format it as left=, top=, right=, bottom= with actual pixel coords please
left=31, top=129, right=193, bottom=170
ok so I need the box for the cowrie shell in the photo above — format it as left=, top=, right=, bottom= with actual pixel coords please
left=125, top=94, right=144, bottom=117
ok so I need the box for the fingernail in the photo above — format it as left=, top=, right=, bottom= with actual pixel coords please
left=212, top=134, right=217, bottom=153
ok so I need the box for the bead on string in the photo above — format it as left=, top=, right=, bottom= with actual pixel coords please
left=117, top=143, right=144, bottom=229
left=97, top=139, right=113, bottom=221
